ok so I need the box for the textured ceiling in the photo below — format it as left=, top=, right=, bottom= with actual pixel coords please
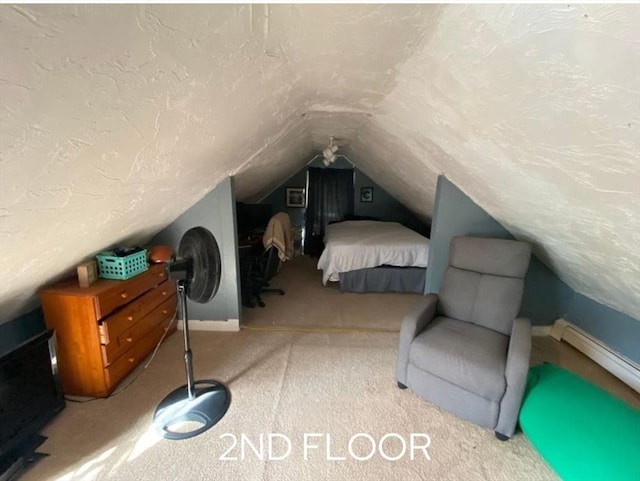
left=0, top=4, right=638, bottom=323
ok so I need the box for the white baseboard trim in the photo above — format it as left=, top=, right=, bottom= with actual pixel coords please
left=177, top=319, right=240, bottom=332
left=531, top=325, right=552, bottom=337
left=549, top=318, right=640, bottom=393
left=549, top=317, right=569, bottom=342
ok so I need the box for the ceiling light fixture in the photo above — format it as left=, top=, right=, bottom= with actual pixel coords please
left=322, top=137, right=339, bottom=166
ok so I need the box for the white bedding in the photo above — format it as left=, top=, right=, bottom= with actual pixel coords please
left=316, top=221, right=430, bottom=285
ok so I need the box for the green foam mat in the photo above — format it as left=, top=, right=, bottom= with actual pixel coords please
left=519, top=363, right=640, bottom=481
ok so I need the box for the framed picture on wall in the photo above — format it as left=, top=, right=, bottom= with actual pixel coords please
left=286, top=187, right=306, bottom=208
left=360, top=186, right=373, bottom=203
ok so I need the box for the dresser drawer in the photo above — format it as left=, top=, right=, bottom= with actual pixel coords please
left=103, top=317, right=177, bottom=391
left=101, top=294, right=176, bottom=366
left=98, top=279, right=174, bottom=345
left=93, top=264, right=168, bottom=319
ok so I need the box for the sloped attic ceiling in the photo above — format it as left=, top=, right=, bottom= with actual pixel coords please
left=0, top=4, right=638, bottom=324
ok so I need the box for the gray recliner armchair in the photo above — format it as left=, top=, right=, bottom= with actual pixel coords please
left=396, top=236, right=532, bottom=440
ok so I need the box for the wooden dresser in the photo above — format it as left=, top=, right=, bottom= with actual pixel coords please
left=40, top=263, right=177, bottom=397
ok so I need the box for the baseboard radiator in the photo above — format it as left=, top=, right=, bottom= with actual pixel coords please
left=550, top=319, right=640, bottom=393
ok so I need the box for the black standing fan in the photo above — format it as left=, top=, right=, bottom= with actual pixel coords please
left=152, top=226, right=230, bottom=440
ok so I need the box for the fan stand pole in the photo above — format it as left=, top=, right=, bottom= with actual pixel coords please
left=178, top=280, right=196, bottom=400
left=152, top=279, right=231, bottom=440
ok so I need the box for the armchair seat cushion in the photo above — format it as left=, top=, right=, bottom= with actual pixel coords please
left=409, top=317, right=509, bottom=401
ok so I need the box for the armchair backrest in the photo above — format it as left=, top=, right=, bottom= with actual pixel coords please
left=437, top=236, right=531, bottom=335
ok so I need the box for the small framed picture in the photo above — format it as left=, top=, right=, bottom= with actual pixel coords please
left=286, top=187, right=305, bottom=208
left=360, top=186, right=373, bottom=203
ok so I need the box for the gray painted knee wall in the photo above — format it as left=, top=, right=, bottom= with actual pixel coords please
left=426, top=175, right=639, bottom=365
left=150, top=176, right=241, bottom=322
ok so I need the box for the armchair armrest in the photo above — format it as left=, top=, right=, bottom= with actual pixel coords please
left=496, top=317, right=532, bottom=438
left=396, top=294, right=438, bottom=385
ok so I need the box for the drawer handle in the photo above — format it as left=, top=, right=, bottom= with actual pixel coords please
left=159, top=272, right=165, bottom=278
left=128, top=357, right=135, bottom=363
left=161, top=290, right=167, bottom=296
left=126, top=336, right=133, bottom=343
left=162, top=309, right=168, bottom=315
left=127, top=315, right=134, bottom=322
left=120, top=291, right=129, bottom=299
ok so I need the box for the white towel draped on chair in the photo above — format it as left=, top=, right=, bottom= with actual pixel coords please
left=263, top=212, right=294, bottom=262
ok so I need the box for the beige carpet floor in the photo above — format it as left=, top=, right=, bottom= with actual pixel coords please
left=21, top=256, right=639, bottom=481
left=242, top=256, right=425, bottom=331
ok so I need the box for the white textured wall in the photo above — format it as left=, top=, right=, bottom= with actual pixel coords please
left=1, top=4, right=638, bottom=323
left=352, top=4, right=640, bottom=319
left=0, top=4, right=308, bottom=320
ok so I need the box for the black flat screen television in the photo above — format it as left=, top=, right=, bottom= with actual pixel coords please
left=0, top=330, right=65, bottom=463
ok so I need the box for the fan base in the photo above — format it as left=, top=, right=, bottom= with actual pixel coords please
left=153, top=380, right=230, bottom=440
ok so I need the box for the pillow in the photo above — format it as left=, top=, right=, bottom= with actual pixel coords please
left=519, top=363, right=640, bottom=481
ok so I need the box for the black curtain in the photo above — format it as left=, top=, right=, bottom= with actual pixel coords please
left=305, top=167, right=354, bottom=245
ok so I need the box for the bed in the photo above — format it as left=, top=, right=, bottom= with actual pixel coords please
left=316, top=220, right=430, bottom=293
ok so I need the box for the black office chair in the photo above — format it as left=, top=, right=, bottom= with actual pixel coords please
left=249, top=246, right=285, bottom=307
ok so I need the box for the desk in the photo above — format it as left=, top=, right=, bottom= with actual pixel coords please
left=238, top=233, right=263, bottom=247
left=239, top=243, right=263, bottom=308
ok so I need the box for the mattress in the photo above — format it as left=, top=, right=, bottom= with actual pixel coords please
left=317, top=221, right=429, bottom=285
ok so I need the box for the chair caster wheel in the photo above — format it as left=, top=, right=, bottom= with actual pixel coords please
left=397, top=382, right=408, bottom=390
left=495, top=432, right=510, bottom=441
left=279, top=291, right=285, bottom=296
left=258, top=301, right=265, bottom=308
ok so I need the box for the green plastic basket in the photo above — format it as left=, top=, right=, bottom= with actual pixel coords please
left=96, top=249, right=148, bottom=280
